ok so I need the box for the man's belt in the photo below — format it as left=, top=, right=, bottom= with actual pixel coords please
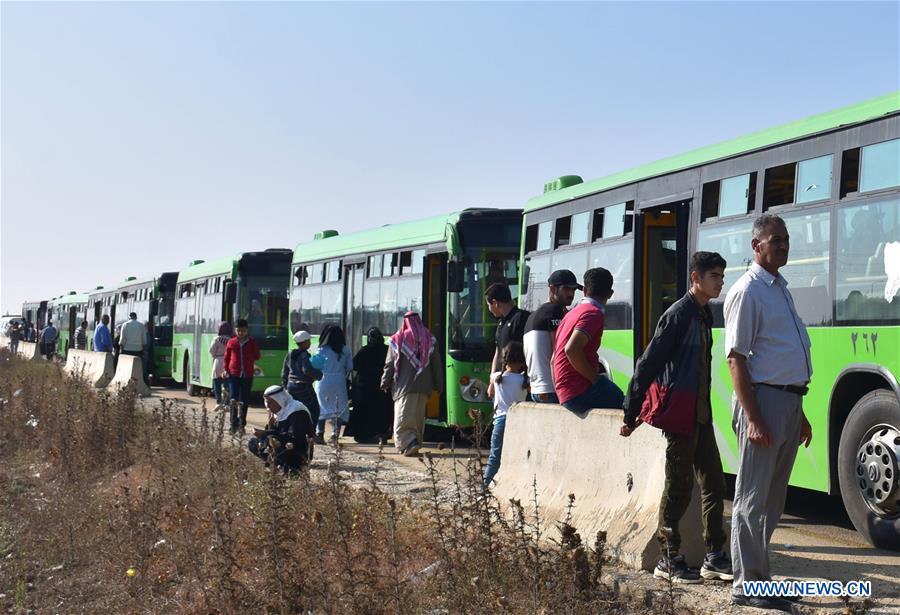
left=758, top=382, right=809, bottom=396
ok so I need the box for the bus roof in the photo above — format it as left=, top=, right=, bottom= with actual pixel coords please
left=525, top=91, right=900, bottom=213
left=118, top=275, right=156, bottom=289
left=177, top=250, right=292, bottom=283
left=55, top=292, right=91, bottom=304
left=118, top=272, right=177, bottom=291
left=87, top=286, right=120, bottom=301
left=177, top=255, right=238, bottom=283
left=291, top=208, right=521, bottom=264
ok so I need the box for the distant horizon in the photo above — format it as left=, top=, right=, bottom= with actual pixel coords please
left=3, top=1, right=898, bottom=313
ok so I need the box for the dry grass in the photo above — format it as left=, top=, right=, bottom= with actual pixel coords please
left=0, top=350, right=646, bottom=614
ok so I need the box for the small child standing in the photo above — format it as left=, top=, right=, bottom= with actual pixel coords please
left=484, top=341, right=529, bottom=489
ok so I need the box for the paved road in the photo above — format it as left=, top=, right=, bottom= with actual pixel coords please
left=148, top=383, right=899, bottom=612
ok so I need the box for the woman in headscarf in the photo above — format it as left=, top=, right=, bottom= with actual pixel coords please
left=314, top=325, right=353, bottom=443
left=381, top=312, right=444, bottom=457
left=345, top=327, right=393, bottom=444
left=248, top=385, right=315, bottom=473
left=208, top=321, right=233, bottom=406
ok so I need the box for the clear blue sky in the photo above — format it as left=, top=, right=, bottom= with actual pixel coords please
left=2, top=1, right=898, bottom=314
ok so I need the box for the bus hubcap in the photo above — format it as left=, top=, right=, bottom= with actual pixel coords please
left=855, top=424, right=900, bottom=517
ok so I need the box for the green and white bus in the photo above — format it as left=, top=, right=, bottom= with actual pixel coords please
left=519, top=92, right=900, bottom=548
left=53, top=291, right=90, bottom=357
left=289, top=208, right=523, bottom=429
left=171, top=250, right=293, bottom=395
left=115, top=272, right=178, bottom=381
left=21, top=300, right=48, bottom=332
left=86, top=286, right=120, bottom=349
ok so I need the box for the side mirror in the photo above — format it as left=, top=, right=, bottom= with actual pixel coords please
left=447, top=261, right=465, bottom=293
left=224, top=281, right=237, bottom=304
left=149, top=299, right=159, bottom=318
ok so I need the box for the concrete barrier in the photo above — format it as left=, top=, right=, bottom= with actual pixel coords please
left=107, top=355, right=151, bottom=397
left=17, top=341, right=41, bottom=361
left=492, top=402, right=704, bottom=571
left=65, top=350, right=114, bottom=388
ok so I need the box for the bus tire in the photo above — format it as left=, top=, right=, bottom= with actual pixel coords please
left=184, top=353, right=198, bottom=397
left=837, top=389, right=900, bottom=550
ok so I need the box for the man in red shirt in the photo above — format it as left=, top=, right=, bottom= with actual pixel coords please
left=224, top=318, right=261, bottom=433
left=552, top=267, right=625, bottom=413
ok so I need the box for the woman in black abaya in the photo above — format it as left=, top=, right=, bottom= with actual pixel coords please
left=345, top=327, right=394, bottom=444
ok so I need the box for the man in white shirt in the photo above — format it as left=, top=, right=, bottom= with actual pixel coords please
left=119, top=313, right=147, bottom=364
left=724, top=214, right=813, bottom=612
left=522, top=269, right=579, bottom=403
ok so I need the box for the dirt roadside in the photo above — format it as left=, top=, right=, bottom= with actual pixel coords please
left=152, top=387, right=899, bottom=614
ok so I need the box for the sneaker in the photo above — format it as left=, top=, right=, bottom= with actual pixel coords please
left=731, top=594, right=793, bottom=612
left=700, top=551, right=734, bottom=581
left=314, top=434, right=326, bottom=445
left=653, top=554, right=702, bottom=584
left=403, top=439, right=421, bottom=457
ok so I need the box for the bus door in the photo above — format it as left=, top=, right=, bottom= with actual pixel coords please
left=634, top=201, right=690, bottom=354
left=68, top=307, right=77, bottom=350
left=343, top=263, right=365, bottom=354
left=425, top=252, right=447, bottom=422
left=191, top=281, right=205, bottom=385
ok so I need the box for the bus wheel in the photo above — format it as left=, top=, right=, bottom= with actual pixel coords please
left=838, top=389, right=900, bottom=550
left=184, top=353, right=198, bottom=397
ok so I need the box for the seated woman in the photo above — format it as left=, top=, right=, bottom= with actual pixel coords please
left=248, top=385, right=315, bottom=473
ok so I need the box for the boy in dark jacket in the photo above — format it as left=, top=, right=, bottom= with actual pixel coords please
left=282, top=330, right=323, bottom=426
left=621, top=251, right=732, bottom=584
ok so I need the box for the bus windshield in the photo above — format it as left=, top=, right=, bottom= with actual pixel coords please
left=448, top=219, right=521, bottom=361
left=155, top=289, right=176, bottom=344
left=238, top=274, right=289, bottom=349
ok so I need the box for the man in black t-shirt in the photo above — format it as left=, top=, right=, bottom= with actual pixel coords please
left=523, top=270, right=580, bottom=403
left=484, top=283, right=530, bottom=398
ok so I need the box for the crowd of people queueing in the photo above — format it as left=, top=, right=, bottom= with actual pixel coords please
left=5, top=319, right=60, bottom=359
left=4, top=312, right=152, bottom=380
left=210, top=312, right=443, bottom=473
left=478, top=213, right=813, bottom=611
left=8, top=213, right=810, bottom=611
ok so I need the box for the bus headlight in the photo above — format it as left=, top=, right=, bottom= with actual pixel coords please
left=461, top=378, right=486, bottom=402
left=254, top=367, right=264, bottom=377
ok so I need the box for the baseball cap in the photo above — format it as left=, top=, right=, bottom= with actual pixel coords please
left=547, top=269, right=583, bottom=290
left=293, top=330, right=312, bottom=343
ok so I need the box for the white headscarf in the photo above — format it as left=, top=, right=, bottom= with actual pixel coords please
left=263, top=385, right=311, bottom=423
